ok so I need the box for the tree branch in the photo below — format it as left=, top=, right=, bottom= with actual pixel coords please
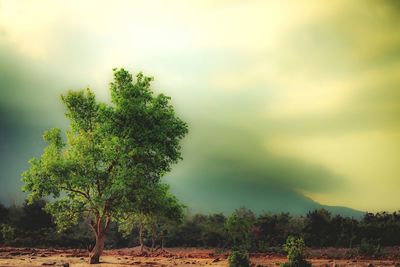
left=61, top=186, right=91, bottom=200
left=88, top=220, right=98, bottom=235
left=105, top=216, right=111, bottom=232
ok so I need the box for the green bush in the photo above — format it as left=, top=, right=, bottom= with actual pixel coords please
left=228, top=250, right=250, bottom=267
left=358, top=238, right=382, bottom=257
left=281, top=236, right=311, bottom=267
left=0, top=224, right=16, bottom=243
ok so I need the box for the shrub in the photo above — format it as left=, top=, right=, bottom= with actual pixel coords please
left=0, top=224, right=16, bottom=243
left=228, top=250, right=250, bottom=267
left=358, top=238, right=382, bottom=258
left=281, top=236, right=311, bottom=267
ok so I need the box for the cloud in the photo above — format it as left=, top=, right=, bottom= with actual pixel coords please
left=0, top=38, right=348, bottom=213
left=165, top=123, right=347, bottom=214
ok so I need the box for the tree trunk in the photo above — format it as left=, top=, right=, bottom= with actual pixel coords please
left=139, top=224, right=144, bottom=254
left=161, top=236, right=165, bottom=250
left=89, top=233, right=106, bottom=264
left=151, top=234, right=156, bottom=251
left=88, top=216, right=110, bottom=264
left=150, top=224, right=157, bottom=252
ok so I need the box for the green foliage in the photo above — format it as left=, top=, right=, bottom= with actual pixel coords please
left=304, top=209, right=333, bottom=247
left=165, top=213, right=226, bottom=247
left=0, top=224, right=16, bottom=243
left=255, top=212, right=297, bottom=249
left=22, top=68, right=187, bottom=229
left=283, top=236, right=306, bottom=262
left=2, top=199, right=400, bottom=254
left=0, top=203, right=9, bottom=224
left=44, top=199, right=83, bottom=232
left=358, top=238, right=382, bottom=257
left=199, top=213, right=226, bottom=247
left=226, top=207, right=256, bottom=250
left=228, top=250, right=250, bottom=267
left=282, top=236, right=311, bottom=267
left=120, top=183, right=184, bottom=229
left=21, top=69, right=188, bottom=262
left=119, top=183, right=185, bottom=249
left=18, top=199, right=53, bottom=231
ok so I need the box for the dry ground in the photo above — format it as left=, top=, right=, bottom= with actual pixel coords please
left=0, top=247, right=399, bottom=267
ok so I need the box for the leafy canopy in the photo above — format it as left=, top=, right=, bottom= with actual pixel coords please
left=22, top=68, right=188, bottom=232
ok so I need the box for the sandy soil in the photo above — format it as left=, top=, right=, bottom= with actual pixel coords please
left=0, top=247, right=399, bottom=267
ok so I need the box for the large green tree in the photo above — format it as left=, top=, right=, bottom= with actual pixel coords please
left=22, top=68, right=188, bottom=264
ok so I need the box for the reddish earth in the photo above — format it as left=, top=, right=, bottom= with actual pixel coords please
left=0, top=247, right=399, bottom=266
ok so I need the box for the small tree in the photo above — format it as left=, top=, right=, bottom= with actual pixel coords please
left=225, top=207, right=256, bottom=251
left=119, top=183, right=184, bottom=252
left=228, top=250, right=250, bottom=267
left=147, top=190, right=184, bottom=251
left=282, top=236, right=311, bottom=267
left=119, top=213, right=148, bottom=253
left=22, top=68, right=188, bottom=264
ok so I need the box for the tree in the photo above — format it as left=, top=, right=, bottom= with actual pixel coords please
left=146, top=186, right=185, bottom=251
left=0, top=203, right=10, bottom=243
left=0, top=203, right=8, bottom=225
left=330, top=215, right=358, bottom=248
left=18, top=199, right=53, bottom=232
left=22, top=68, right=188, bottom=264
left=255, top=212, right=291, bottom=248
left=119, top=183, right=185, bottom=252
left=201, top=213, right=227, bottom=247
left=225, top=207, right=256, bottom=251
left=282, top=236, right=311, bottom=267
left=304, top=209, right=333, bottom=247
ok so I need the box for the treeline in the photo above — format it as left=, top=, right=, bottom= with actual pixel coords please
left=1, top=200, right=400, bottom=251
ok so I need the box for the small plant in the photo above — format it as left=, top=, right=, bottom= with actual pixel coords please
left=281, top=236, right=311, bottom=267
left=228, top=250, right=250, bottom=267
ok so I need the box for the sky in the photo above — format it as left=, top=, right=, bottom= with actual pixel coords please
left=0, top=0, right=399, bottom=214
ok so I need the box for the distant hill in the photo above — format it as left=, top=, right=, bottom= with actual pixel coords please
left=321, top=204, right=364, bottom=219
left=167, top=175, right=365, bottom=219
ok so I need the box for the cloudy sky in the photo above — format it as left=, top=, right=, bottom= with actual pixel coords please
left=0, top=0, right=399, bottom=214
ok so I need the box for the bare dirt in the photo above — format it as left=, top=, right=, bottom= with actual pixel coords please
left=0, top=247, right=399, bottom=267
